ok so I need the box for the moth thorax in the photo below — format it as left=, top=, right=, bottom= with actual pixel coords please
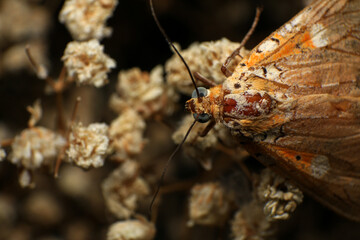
left=223, top=92, right=273, bottom=118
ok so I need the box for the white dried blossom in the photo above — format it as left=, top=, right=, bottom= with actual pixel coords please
left=62, top=40, right=116, bottom=87
left=59, top=0, right=118, bottom=40
left=9, top=127, right=65, bottom=170
left=257, top=169, right=303, bottom=221
left=102, top=160, right=150, bottom=219
left=27, top=99, right=42, bottom=128
left=19, top=169, right=34, bottom=188
left=0, top=148, right=6, bottom=161
left=66, top=123, right=109, bottom=169
left=109, top=109, right=146, bottom=161
left=231, top=200, right=274, bottom=240
left=188, top=182, right=231, bottom=227
left=110, top=66, right=179, bottom=118
left=107, top=218, right=155, bottom=240
left=165, top=38, right=249, bottom=94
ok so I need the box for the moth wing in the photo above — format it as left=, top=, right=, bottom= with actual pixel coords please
left=236, top=0, right=360, bottom=95
left=245, top=142, right=360, bottom=221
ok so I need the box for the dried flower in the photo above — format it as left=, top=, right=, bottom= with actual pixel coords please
left=66, top=123, right=109, bottom=169
left=59, top=0, right=118, bottom=40
left=0, top=148, right=6, bottom=161
left=62, top=40, right=116, bottom=87
left=107, top=217, right=155, bottom=240
left=165, top=38, right=249, bottom=94
left=109, top=109, right=146, bottom=161
left=110, top=66, right=179, bottom=118
left=27, top=99, right=42, bottom=128
left=9, top=127, right=65, bottom=170
left=231, top=200, right=274, bottom=240
left=102, top=160, right=150, bottom=219
left=188, top=182, right=231, bottom=227
left=257, top=169, right=303, bottom=221
left=18, top=169, right=34, bottom=188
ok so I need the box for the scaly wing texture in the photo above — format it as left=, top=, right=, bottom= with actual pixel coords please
left=227, top=0, right=360, bottom=220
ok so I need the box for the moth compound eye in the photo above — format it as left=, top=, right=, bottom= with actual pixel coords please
left=193, top=113, right=210, bottom=123
left=191, top=87, right=208, bottom=98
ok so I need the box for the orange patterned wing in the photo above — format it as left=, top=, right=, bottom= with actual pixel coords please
left=245, top=141, right=360, bottom=221
left=221, top=0, right=360, bottom=220
left=225, top=0, right=360, bottom=95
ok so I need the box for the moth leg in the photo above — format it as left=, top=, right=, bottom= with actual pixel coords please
left=221, top=65, right=233, bottom=77
left=222, top=7, right=262, bottom=77
left=193, top=72, right=216, bottom=87
left=199, top=119, right=216, bottom=137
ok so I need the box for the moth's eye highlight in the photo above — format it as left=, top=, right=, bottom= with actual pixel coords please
left=192, top=87, right=208, bottom=98
left=193, top=113, right=210, bottom=123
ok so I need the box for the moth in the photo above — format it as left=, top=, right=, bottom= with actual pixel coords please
left=186, top=0, right=360, bottom=221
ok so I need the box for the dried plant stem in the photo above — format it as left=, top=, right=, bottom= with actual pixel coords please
left=0, top=138, right=14, bottom=147
left=54, top=97, right=82, bottom=178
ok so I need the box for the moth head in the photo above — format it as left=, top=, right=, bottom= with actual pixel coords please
left=185, top=85, right=223, bottom=123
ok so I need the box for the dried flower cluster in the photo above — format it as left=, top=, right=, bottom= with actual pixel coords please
left=110, top=66, right=179, bottom=119
left=62, top=40, right=116, bottom=87
left=188, top=182, right=232, bottom=226
left=257, top=169, right=304, bottom=221
left=66, top=122, right=110, bottom=169
left=8, top=119, right=65, bottom=187
left=231, top=200, right=274, bottom=240
left=59, top=0, right=118, bottom=40
left=102, top=160, right=150, bottom=219
left=9, top=127, right=65, bottom=171
left=109, top=109, right=147, bottom=161
left=165, top=38, right=248, bottom=94
left=107, top=217, right=155, bottom=240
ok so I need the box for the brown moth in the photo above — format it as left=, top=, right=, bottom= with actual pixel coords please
left=186, top=0, right=360, bottom=221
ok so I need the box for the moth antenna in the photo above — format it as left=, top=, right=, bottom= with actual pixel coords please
left=149, top=118, right=197, bottom=220
left=149, top=0, right=201, bottom=99
left=221, top=7, right=263, bottom=77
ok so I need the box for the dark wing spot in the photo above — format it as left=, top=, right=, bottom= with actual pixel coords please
left=234, top=83, right=241, bottom=89
left=239, top=72, right=245, bottom=80
left=295, top=155, right=301, bottom=161
left=240, top=63, right=246, bottom=67
left=262, top=67, right=267, bottom=77
left=270, top=37, right=280, bottom=44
